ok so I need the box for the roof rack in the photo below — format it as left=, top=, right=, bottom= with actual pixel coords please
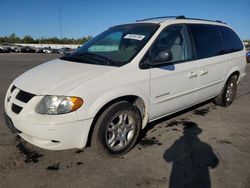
left=136, top=15, right=226, bottom=24
left=185, top=17, right=226, bottom=24
left=136, top=15, right=185, bottom=22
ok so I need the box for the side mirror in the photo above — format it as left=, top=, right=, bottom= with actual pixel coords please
left=147, top=50, right=173, bottom=67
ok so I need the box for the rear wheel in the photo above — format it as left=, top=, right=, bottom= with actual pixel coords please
left=214, top=75, right=238, bottom=107
left=92, top=101, right=141, bottom=157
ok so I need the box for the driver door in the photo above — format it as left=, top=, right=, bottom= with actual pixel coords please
left=147, top=24, right=199, bottom=120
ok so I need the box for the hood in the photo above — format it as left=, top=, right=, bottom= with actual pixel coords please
left=13, top=59, right=115, bottom=95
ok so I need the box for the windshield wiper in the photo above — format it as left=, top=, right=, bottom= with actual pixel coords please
left=76, top=52, right=114, bottom=66
left=60, top=55, right=98, bottom=64
left=60, top=56, right=82, bottom=62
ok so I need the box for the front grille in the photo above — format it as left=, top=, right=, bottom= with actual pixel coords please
left=9, top=85, right=36, bottom=114
left=16, top=90, right=35, bottom=103
left=12, top=104, right=23, bottom=114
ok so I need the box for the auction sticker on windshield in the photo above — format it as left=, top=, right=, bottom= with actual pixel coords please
left=124, top=34, right=145, bottom=41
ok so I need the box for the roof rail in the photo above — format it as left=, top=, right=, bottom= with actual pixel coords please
left=185, top=17, right=226, bottom=24
left=136, top=15, right=226, bottom=24
left=136, top=15, right=185, bottom=22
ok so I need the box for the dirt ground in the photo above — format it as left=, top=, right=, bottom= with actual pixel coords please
left=0, top=53, right=250, bottom=188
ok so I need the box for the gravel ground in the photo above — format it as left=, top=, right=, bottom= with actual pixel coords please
left=0, top=53, right=250, bottom=188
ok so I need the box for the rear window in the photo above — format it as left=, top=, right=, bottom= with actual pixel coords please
left=188, top=24, right=243, bottom=60
left=188, top=24, right=223, bottom=59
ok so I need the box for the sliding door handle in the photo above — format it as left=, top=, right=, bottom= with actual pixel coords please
left=200, top=69, right=208, bottom=76
left=188, top=72, right=198, bottom=78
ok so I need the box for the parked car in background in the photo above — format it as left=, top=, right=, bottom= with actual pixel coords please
left=11, top=45, right=24, bottom=53
left=3, top=16, right=246, bottom=157
left=247, top=50, right=250, bottom=63
left=52, top=48, right=60, bottom=54
left=58, top=47, right=75, bottom=55
left=20, top=46, right=36, bottom=53
left=35, top=47, right=60, bottom=54
left=0, top=43, right=24, bottom=53
left=42, top=47, right=53, bottom=53
left=0, top=45, right=11, bottom=53
left=35, top=47, right=44, bottom=53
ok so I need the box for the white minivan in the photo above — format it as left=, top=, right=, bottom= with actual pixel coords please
left=4, top=16, right=246, bottom=157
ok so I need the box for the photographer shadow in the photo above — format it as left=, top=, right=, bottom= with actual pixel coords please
left=163, top=121, right=219, bottom=188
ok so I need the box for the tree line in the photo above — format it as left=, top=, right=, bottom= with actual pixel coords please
left=0, top=34, right=92, bottom=44
left=1, top=34, right=249, bottom=46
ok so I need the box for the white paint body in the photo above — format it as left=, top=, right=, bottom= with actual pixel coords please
left=4, top=19, right=246, bottom=150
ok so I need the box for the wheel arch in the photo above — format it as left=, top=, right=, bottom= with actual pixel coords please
left=226, top=67, right=240, bottom=83
left=86, top=94, right=149, bottom=147
left=217, top=69, right=240, bottom=95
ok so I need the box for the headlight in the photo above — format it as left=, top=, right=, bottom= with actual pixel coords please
left=35, top=96, right=83, bottom=115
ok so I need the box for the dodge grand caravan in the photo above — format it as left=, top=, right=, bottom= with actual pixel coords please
left=4, top=16, right=246, bottom=157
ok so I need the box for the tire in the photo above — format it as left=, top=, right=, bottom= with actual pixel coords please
left=214, top=75, right=238, bottom=107
left=92, top=101, right=142, bottom=157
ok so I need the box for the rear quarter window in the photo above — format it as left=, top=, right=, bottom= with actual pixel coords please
left=217, top=26, right=243, bottom=54
left=188, top=24, right=223, bottom=59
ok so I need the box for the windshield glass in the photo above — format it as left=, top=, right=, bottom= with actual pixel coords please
left=60, top=23, right=159, bottom=66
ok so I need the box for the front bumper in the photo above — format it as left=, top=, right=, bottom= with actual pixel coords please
left=4, top=85, right=93, bottom=150
left=3, top=112, right=93, bottom=150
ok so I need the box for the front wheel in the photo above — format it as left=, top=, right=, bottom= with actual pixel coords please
left=92, top=101, right=141, bottom=157
left=214, top=75, right=238, bottom=107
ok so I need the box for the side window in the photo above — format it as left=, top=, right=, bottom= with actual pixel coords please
left=189, top=24, right=223, bottom=59
left=148, top=24, right=192, bottom=63
left=218, top=26, right=243, bottom=54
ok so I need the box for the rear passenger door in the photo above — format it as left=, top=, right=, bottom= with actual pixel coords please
left=188, top=24, right=227, bottom=102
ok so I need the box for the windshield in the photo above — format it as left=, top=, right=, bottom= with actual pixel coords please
left=60, top=23, right=159, bottom=66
